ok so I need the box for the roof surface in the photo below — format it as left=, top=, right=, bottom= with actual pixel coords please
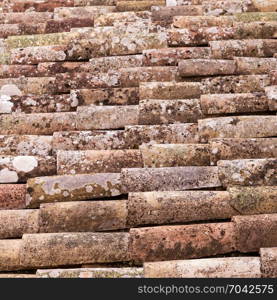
left=0, top=0, right=276, bottom=278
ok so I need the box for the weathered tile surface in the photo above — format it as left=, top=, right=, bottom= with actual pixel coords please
left=26, top=173, right=122, bottom=208
left=39, top=200, right=127, bottom=233
left=198, top=116, right=277, bottom=142
left=228, top=186, right=277, bottom=215
left=138, top=99, right=203, bottom=125
left=127, top=191, right=235, bottom=226
left=140, top=143, right=210, bottom=167
left=0, top=209, right=39, bottom=239
left=37, top=267, right=143, bottom=278
left=0, top=184, right=26, bottom=209
left=218, top=159, right=277, bottom=187
left=0, top=0, right=276, bottom=277
left=20, top=232, right=130, bottom=268
left=200, top=93, right=269, bottom=115
left=121, top=166, right=221, bottom=192
left=232, top=214, right=277, bottom=252
left=0, top=155, right=56, bottom=183
left=144, top=257, right=261, bottom=278
left=129, top=223, right=236, bottom=262
left=57, top=149, right=143, bottom=174
left=260, top=248, right=277, bottom=278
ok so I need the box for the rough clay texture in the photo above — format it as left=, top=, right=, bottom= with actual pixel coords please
left=144, top=257, right=261, bottom=278
left=0, top=0, right=276, bottom=278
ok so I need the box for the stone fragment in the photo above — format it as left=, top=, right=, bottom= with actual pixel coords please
left=129, top=223, right=236, bottom=262
left=265, top=85, right=277, bottom=111
left=0, top=184, right=26, bottom=209
left=140, top=144, right=210, bottom=167
left=76, top=106, right=139, bottom=130
left=39, top=200, right=127, bottom=233
left=57, top=150, right=143, bottom=175
left=0, top=240, right=22, bottom=271
left=138, top=99, right=203, bottom=125
left=0, top=155, right=56, bottom=183
left=0, top=210, right=39, bottom=239
left=228, top=186, right=277, bottom=215
left=121, top=166, right=221, bottom=193
left=20, top=232, right=130, bottom=268
left=116, top=0, right=166, bottom=12
left=232, top=214, right=277, bottom=252
left=0, top=112, right=77, bottom=135
left=71, top=87, right=139, bottom=106
left=139, top=82, right=201, bottom=100
left=143, top=47, right=211, bottom=66
left=144, top=257, right=261, bottom=278
left=0, top=135, right=52, bottom=156
left=179, top=59, right=237, bottom=77
left=201, top=74, right=270, bottom=94
left=37, top=267, right=143, bottom=278
left=210, top=138, right=277, bottom=163
left=124, top=123, right=199, bottom=147
left=218, top=159, right=277, bottom=187
left=235, top=57, right=277, bottom=75
left=200, top=93, right=269, bottom=115
left=198, top=116, right=277, bottom=142
left=210, top=39, right=277, bottom=59
left=119, top=67, right=178, bottom=87
left=260, top=247, right=277, bottom=278
left=26, top=173, right=122, bottom=208
left=127, top=191, right=235, bottom=226
left=10, top=45, right=66, bottom=64
left=52, top=131, right=127, bottom=152
left=95, top=11, right=151, bottom=27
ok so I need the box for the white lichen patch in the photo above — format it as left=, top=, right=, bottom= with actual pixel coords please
left=166, top=0, right=177, bottom=5
left=0, top=168, right=19, bottom=183
left=231, top=173, right=244, bottom=183
left=85, top=185, right=93, bottom=193
left=70, top=92, right=79, bottom=107
left=0, top=84, right=22, bottom=96
left=0, top=95, right=14, bottom=113
left=212, top=148, right=219, bottom=155
left=12, top=156, right=38, bottom=173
